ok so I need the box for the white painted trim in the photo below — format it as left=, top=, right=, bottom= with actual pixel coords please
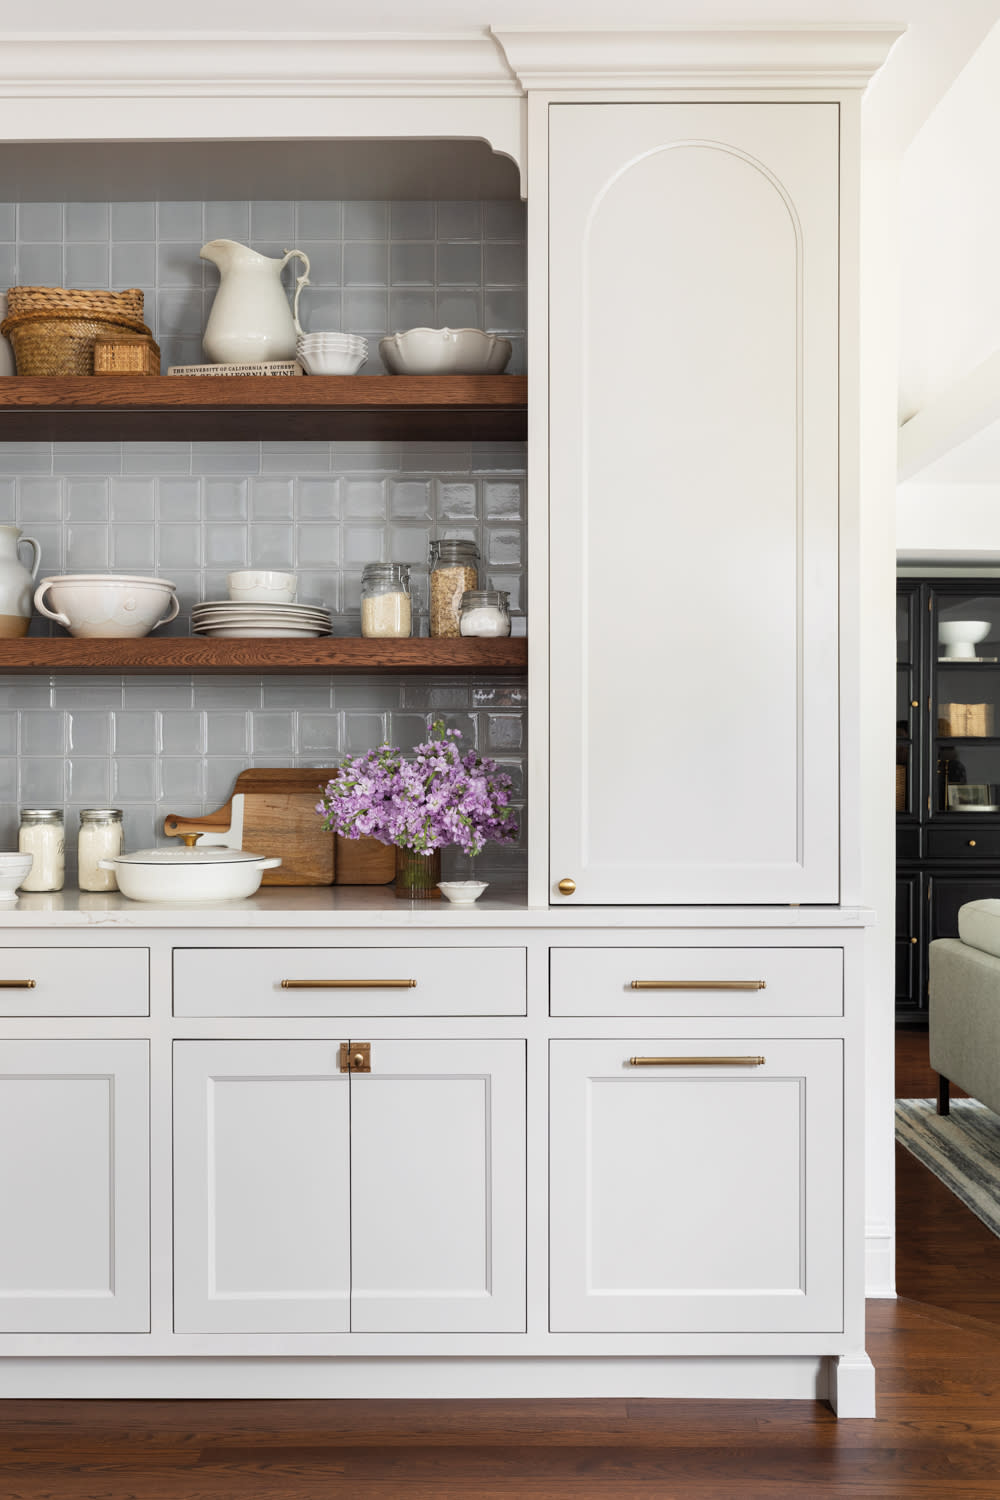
left=865, top=1225, right=897, bottom=1299
left=898, top=348, right=1000, bottom=481
left=492, top=27, right=903, bottom=91
left=0, top=34, right=519, bottom=99
left=0, top=1356, right=827, bottom=1401
left=828, top=1352, right=877, bottom=1417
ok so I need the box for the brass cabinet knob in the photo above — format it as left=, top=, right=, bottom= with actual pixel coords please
left=911, top=700, right=919, bottom=708
left=557, top=877, right=576, bottom=895
left=969, top=840, right=977, bottom=848
left=911, top=937, right=918, bottom=944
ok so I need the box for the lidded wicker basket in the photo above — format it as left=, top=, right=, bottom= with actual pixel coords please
left=0, top=286, right=152, bottom=376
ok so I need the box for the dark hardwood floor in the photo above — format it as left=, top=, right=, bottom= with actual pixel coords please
left=3, top=1029, right=1000, bottom=1498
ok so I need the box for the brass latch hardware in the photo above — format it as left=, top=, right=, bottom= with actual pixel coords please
left=339, top=1041, right=371, bottom=1073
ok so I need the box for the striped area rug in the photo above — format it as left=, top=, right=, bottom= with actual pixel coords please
left=896, top=1098, right=1000, bottom=1240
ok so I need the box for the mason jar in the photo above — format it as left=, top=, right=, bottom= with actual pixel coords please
left=429, top=539, right=480, bottom=638
left=18, top=808, right=65, bottom=892
left=459, top=589, right=511, bottom=638
left=360, top=563, right=412, bottom=638
left=78, top=808, right=124, bottom=892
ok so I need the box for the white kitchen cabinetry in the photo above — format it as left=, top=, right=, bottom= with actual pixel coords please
left=0, top=1040, right=149, bottom=1333
left=0, top=947, right=148, bottom=1016
left=549, top=1038, right=843, bottom=1334
left=547, top=103, right=841, bottom=905
left=173, top=1037, right=525, bottom=1335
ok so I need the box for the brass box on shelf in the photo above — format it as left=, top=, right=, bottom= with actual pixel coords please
left=937, top=702, right=996, bottom=737
left=93, top=333, right=161, bottom=376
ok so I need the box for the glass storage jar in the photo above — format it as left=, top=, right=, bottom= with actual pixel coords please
left=459, top=589, right=511, bottom=638
left=18, top=808, right=65, bottom=892
left=78, top=808, right=124, bottom=892
left=429, top=539, right=480, bottom=638
left=360, top=563, right=412, bottom=638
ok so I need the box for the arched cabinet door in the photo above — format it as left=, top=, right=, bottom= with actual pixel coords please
left=548, top=103, right=840, bottom=905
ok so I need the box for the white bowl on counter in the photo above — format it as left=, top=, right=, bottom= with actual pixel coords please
left=34, top=574, right=179, bottom=638
left=437, top=880, right=489, bottom=906
left=379, top=327, right=512, bottom=376
left=100, top=843, right=281, bottom=902
left=0, top=852, right=33, bottom=904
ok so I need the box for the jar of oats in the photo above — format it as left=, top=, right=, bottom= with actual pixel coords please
left=429, top=539, right=480, bottom=638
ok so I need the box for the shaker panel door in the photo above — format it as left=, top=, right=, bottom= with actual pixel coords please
left=548, top=103, right=840, bottom=903
left=173, top=1041, right=350, bottom=1334
left=549, top=1039, right=843, bottom=1333
left=350, top=1039, right=526, bottom=1333
left=0, top=1040, right=149, bottom=1332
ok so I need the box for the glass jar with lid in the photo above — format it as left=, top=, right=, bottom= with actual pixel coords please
left=78, top=809, right=124, bottom=892
left=459, top=589, right=511, bottom=638
left=360, top=563, right=412, bottom=639
left=429, top=539, right=480, bottom=638
left=18, top=808, right=65, bottom=892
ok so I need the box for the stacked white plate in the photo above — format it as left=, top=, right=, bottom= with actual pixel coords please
left=192, top=600, right=332, bottom=638
left=296, top=332, right=369, bottom=376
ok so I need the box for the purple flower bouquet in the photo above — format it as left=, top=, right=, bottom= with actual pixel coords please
left=316, top=720, right=519, bottom=861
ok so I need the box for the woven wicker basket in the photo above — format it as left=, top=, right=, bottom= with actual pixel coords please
left=0, top=309, right=154, bottom=376
left=6, top=285, right=144, bottom=322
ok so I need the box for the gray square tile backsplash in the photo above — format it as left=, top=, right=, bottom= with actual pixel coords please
left=0, top=199, right=527, bottom=882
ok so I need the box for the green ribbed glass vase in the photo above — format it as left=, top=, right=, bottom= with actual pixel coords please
left=393, top=846, right=442, bottom=899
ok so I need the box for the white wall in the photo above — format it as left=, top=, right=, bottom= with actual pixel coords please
left=899, top=19, right=1000, bottom=423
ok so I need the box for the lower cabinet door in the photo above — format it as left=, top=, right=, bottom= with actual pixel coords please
left=173, top=1041, right=351, bottom=1333
left=350, top=1039, right=526, bottom=1333
left=549, top=1039, right=843, bottom=1334
left=0, top=1040, right=149, bottom=1332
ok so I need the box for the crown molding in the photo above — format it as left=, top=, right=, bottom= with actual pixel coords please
left=0, top=33, right=520, bottom=99
left=491, top=25, right=905, bottom=91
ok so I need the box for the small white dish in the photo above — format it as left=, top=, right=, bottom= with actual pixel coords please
left=298, top=349, right=366, bottom=376
left=227, top=570, right=298, bottom=604
left=437, top=880, right=489, bottom=906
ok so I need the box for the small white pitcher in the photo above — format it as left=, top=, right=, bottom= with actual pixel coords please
left=0, top=526, right=40, bottom=638
left=200, top=239, right=311, bottom=365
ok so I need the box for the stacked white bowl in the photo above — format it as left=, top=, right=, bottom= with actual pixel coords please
left=296, top=332, right=369, bottom=376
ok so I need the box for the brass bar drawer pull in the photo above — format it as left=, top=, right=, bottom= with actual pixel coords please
left=630, top=979, right=766, bottom=991
left=627, top=1055, right=766, bottom=1067
left=280, top=978, right=417, bottom=989
left=0, top=979, right=36, bottom=989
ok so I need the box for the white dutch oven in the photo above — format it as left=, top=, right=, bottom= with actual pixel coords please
left=100, top=839, right=281, bottom=902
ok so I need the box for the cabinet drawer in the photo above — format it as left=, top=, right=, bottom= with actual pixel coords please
left=173, top=947, right=527, bottom=1017
left=550, top=948, right=843, bottom=1018
left=925, top=826, right=1000, bottom=861
left=0, top=947, right=149, bottom=1016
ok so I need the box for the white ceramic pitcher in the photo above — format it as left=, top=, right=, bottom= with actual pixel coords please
left=0, top=526, right=40, bottom=637
left=200, top=239, right=311, bottom=365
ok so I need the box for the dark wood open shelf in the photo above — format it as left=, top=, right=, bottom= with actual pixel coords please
left=0, top=635, right=527, bottom=676
left=0, top=375, right=528, bottom=443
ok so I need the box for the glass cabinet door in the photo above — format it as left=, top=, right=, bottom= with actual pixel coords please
left=896, top=584, right=922, bottom=822
left=932, top=592, right=1000, bottom=821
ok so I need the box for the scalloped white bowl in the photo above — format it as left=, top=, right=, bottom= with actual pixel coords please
left=437, top=880, right=489, bottom=906
left=380, top=328, right=512, bottom=376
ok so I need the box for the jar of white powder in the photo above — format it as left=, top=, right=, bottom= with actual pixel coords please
left=360, top=563, right=412, bottom=638
left=459, top=589, right=511, bottom=638
left=78, top=809, right=124, bottom=892
left=18, top=808, right=65, bottom=892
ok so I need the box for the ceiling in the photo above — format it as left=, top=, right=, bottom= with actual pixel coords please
left=5, top=2, right=1000, bottom=157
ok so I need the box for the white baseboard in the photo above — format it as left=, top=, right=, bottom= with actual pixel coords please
left=0, top=1356, right=827, bottom=1401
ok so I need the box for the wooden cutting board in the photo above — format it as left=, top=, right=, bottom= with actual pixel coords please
left=164, top=768, right=396, bottom=886
left=164, top=768, right=338, bottom=886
